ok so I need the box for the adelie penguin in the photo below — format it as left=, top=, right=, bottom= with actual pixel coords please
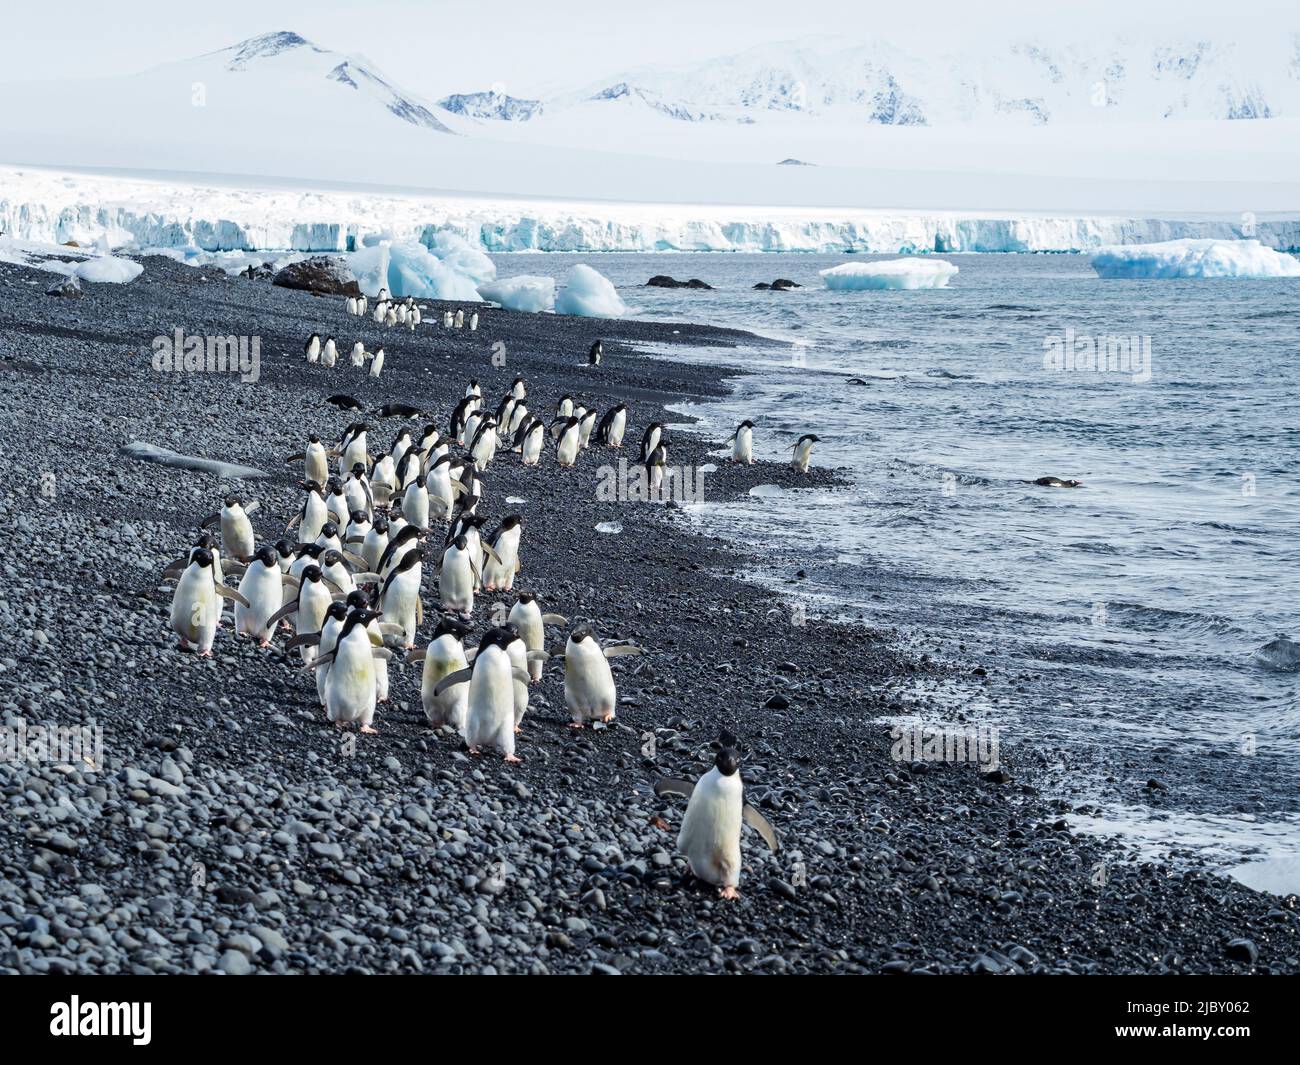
left=321, top=336, right=338, bottom=368
left=379, top=546, right=424, bottom=648
left=327, top=394, right=364, bottom=412
left=654, top=730, right=780, bottom=899
left=168, top=548, right=249, bottom=657
left=313, top=608, right=389, bottom=735
left=553, top=416, right=581, bottom=467
left=284, top=434, right=329, bottom=486
left=201, top=496, right=259, bottom=561
left=349, top=340, right=366, bottom=368
left=639, top=422, right=665, bottom=463
left=727, top=420, right=755, bottom=465
left=791, top=433, right=819, bottom=474
left=409, top=614, right=472, bottom=732
left=482, top=515, right=522, bottom=591
left=305, top=333, right=321, bottom=363
left=1029, top=476, right=1084, bottom=488
left=588, top=339, right=603, bottom=366
left=234, top=545, right=290, bottom=647
left=432, top=627, right=534, bottom=762
left=548, top=625, right=642, bottom=728
left=508, top=593, right=566, bottom=682
left=369, top=346, right=385, bottom=379
left=595, top=403, right=627, bottom=448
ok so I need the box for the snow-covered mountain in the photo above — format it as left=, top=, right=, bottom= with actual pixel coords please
left=460, top=33, right=1300, bottom=127
left=438, top=90, right=543, bottom=121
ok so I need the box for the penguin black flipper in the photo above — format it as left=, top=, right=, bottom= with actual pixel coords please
left=602, top=643, right=643, bottom=659
left=742, top=805, right=780, bottom=852
left=285, top=633, right=321, bottom=650
left=267, top=600, right=300, bottom=627
left=432, top=668, right=474, bottom=697
left=214, top=585, right=251, bottom=609
left=200, top=512, right=220, bottom=528
left=654, top=777, right=695, bottom=800
left=541, top=613, right=567, bottom=626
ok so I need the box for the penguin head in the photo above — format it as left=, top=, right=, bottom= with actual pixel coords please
left=327, top=479, right=344, bottom=495
left=274, top=539, right=294, bottom=560
left=320, top=549, right=346, bottom=568
left=477, top=626, right=516, bottom=655
left=739, top=419, right=755, bottom=429
left=712, top=729, right=741, bottom=776
left=398, top=548, right=425, bottom=570
left=372, top=515, right=390, bottom=534
left=296, top=543, right=324, bottom=560
left=453, top=534, right=468, bottom=551
left=434, top=614, right=472, bottom=640
left=325, top=601, right=348, bottom=624
left=319, top=522, right=338, bottom=540
left=346, top=589, right=371, bottom=610
left=195, top=532, right=219, bottom=550
left=255, top=546, right=277, bottom=569
left=302, top=564, right=323, bottom=583
left=349, top=510, right=368, bottom=525
left=192, top=547, right=214, bottom=569
left=516, top=591, right=535, bottom=605
left=301, top=479, right=323, bottom=495
left=498, top=514, right=522, bottom=532
left=350, top=462, right=366, bottom=477
left=571, top=625, right=594, bottom=644
left=223, top=494, right=242, bottom=509
left=308, top=433, right=321, bottom=444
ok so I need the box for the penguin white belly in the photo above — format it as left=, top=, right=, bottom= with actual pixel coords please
left=381, top=568, right=422, bottom=647
left=557, top=431, right=580, bottom=467
left=734, top=427, right=753, bottom=464
left=305, top=446, right=328, bottom=486
left=221, top=510, right=255, bottom=560
left=465, top=649, right=515, bottom=757
left=299, top=495, right=327, bottom=543
left=361, top=529, right=389, bottom=572
left=506, top=639, right=529, bottom=726
left=509, top=606, right=544, bottom=681
left=402, top=483, right=429, bottom=530
left=315, top=620, right=344, bottom=705
left=324, top=635, right=377, bottom=726
left=341, top=438, right=367, bottom=474
left=235, top=564, right=281, bottom=642
left=426, top=471, right=453, bottom=522
left=522, top=430, right=542, bottom=466
left=471, top=431, right=497, bottom=469
left=344, top=479, right=368, bottom=515
left=367, top=619, right=389, bottom=702
left=482, top=529, right=520, bottom=591
left=565, top=643, right=617, bottom=723
left=439, top=551, right=475, bottom=613
left=171, top=568, right=218, bottom=652
left=369, top=351, right=384, bottom=378
left=422, top=638, right=469, bottom=730
left=678, top=769, right=744, bottom=888
left=609, top=411, right=626, bottom=447
left=296, top=585, right=333, bottom=663
left=350, top=343, right=366, bottom=367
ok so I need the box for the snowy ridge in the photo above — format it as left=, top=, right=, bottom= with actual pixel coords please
left=3, top=168, right=1298, bottom=256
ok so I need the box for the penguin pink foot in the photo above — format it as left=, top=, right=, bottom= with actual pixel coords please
left=504, top=754, right=521, bottom=764
left=360, top=725, right=378, bottom=735
left=719, top=886, right=740, bottom=900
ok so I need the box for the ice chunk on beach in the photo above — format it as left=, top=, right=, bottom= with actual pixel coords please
left=74, top=255, right=144, bottom=284
left=820, top=258, right=958, bottom=290
left=121, top=441, right=268, bottom=479
left=348, top=242, right=482, bottom=301
left=555, top=264, right=627, bottom=318
left=426, top=231, right=496, bottom=286
left=595, top=521, right=623, bottom=534
left=478, top=275, right=556, bottom=313
left=1091, top=239, right=1300, bottom=279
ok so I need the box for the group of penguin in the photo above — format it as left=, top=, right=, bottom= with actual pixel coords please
left=344, top=287, right=479, bottom=335
left=159, top=301, right=812, bottom=899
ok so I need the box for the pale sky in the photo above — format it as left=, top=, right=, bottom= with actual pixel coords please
left=5, top=0, right=1292, bottom=97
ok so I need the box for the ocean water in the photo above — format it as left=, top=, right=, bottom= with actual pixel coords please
left=500, top=252, right=1300, bottom=890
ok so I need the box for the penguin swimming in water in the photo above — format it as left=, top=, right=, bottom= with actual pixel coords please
left=234, top=545, right=286, bottom=646
left=588, top=339, right=603, bottom=366
left=410, top=615, right=473, bottom=731
left=791, top=433, right=819, bottom=474
left=594, top=404, right=627, bottom=447
left=727, top=420, right=755, bottom=465
left=508, top=592, right=566, bottom=682
left=305, top=333, right=321, bottom=363
left=201, top=496, right=258, bottom=561
left=168, top=548, right=247, bottom=656
left=433, top=627, right=532, bottom=762
left=1029, top=476, right=1084, bottom=488
left=654, top=730, right=779, bottom=899
left=550, top=626, right=641, bottom=728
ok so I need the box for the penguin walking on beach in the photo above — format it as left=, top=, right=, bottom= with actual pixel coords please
left=410, top=614, right=472, bottom=731
left=595, top=404, right=627, bottom=447
left=168, top=548, right=247, bottom=656
left=554, top=416, right=581, bottom=468
left=438, top=534, right=477, bottom=616
left=288, top=481, right=329, bottom=545
left=379, top=547, right=424, bottom=648
left=654, top=730, right=780, bottom=899
left=433, top=627, right=531, bottom=762
left=321, top=336, right=338, bottom=368
left=727, top=420, right=755, bottom=465
left=791, top=433, right=820, bottom=474
left=515, top=418, right=544, bottom=467
left=317, top=608, right=387, bottom=734
left=639, top=423, right=665, bottom=464
left=645, top=444, right=670, bottom=498
left=268, top=565, right=334, bottom=663
left=577, top=408, right=598, bottom=449
left=482, top=515, right=522, bottom=591
left=588, top=339, right=603, bottom=366
left=550, top=626, right=641, bottom=728
left=284, top=435, right=329, bottom=487
left=369, top=346, right=385, bottom=379
left=305, top=333, right=321, bottom=363
left=201, top=496, right=258, bottom=561
left=350, top=341, right=366, bottom=368
left=508, top=593, right=566, bottom=682
left=234, top=545, right=287, bottom=646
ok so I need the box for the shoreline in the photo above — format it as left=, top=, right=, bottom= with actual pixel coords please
left=1, top=254, right=1297, bottom=974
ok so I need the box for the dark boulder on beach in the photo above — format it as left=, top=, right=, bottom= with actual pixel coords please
left=646, top=275, right=713, bottom=290
left=272, top=255, right=361, bottom=296
left=754, top=278, right=802, bottom=290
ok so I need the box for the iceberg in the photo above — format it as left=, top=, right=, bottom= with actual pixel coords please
left=555, top=264, right=627, bottom=318
left=75, top=256, right=144, bottom=283
left=478, top=275, right=557, bottom=313
left=820, top=258, right=958, bottom=290
left=1091, top=239, right=1300, bottom=279
left=347, top=241, right=483, bottom=301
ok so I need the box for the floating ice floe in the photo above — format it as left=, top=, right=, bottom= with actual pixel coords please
left=121, top=441, right=268, bottom=479
left=478, top=275, right=556, bottom=313
left=820, top=258, right=958, bottom=290
left=348, top=239, right=488, bottom=301
left=555, top=264, right=627, bottom=317
left=1091, top=239, right=1300, bottom=279
left=594, top=521, right=623, bottom=534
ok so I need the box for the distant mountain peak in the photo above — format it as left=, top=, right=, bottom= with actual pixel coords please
left=221, top=31, right=320, bottom=71
left=438, top=90, right=544, bottom=121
